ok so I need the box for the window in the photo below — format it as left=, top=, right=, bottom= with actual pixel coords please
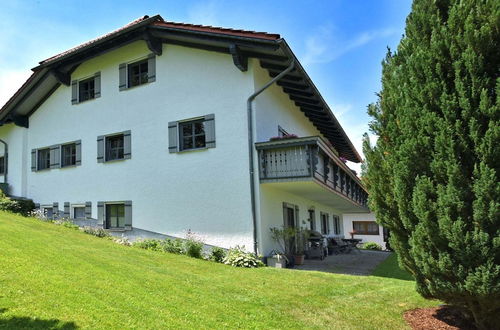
left=0, top=156, right=5, bottom=175
left=37, top=148, right=50, bottom=170
left=73, top=206, right=86, bottom=219
left=128, top=60, right=149, bottom=87
left=321, top=213, right=329, bottom=235
left=333, top=215, right=341, bottom=235
left=308, top=209, right=316, bottom=231
left=78, top=77, right=95, bottom=102
left=61, top=143, right=77, bottom=167
left=106, top=134, right=124, bottom=161
left=42, top=206, right=53, bottom=219
left=169, top=115, right=215, bottom=153
left=179, top=120, right=206, bottom=151
left=353, top=221, right=379, bottom=235
left=106, top=204, right=125, bottom=229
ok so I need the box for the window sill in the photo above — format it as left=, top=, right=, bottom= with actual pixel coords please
left=103, top=157, right=129, bottom=163
left=123, top=82, right=151, bottom=91
left=177, top=146, right=209, bottom=154
left=61, top=164, right=79, bottom=169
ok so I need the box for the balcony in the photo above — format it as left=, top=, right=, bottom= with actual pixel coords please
left=255, top=136, right=368, bottom=212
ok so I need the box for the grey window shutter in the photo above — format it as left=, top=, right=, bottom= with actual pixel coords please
left=71, top=80, right=78, bottom=104
left=147, top=54, right=156, bottom=83
left=168, top=121, right=178, bottom=153
left=64, top=202, right=70, bottom=218
left=97, top=202, right=105, bottom=227
left=94, top=72, right=101, bottom=98
left=294, top=205, right=299, bottom=227
left=35, top=203, right=40, bottom=209
left=75, top=140, right=82, bottom=165
left=124, top=200, right=132, bottom=230
left=119, top=63, right=127, bottom=91
left=123, top=130, right=131, bottom=159
left=97, top=136, right=104, bottom=163
left=31, top=149, right=37, bottom=172
left=204, top=114, right=216, bottom=148
left=85, top=201, right=92, bottom=218
left=50, top=145, right=61, bottom=169
left=52, top=202, right=59, bottom=219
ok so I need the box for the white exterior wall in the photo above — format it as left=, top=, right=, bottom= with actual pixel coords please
left=0, top=124, right=28, bottom=197
left=258, top=184, right=344, bottom=255
left=253, top=63, right=324, bottom=143
left=342, top=213, right=386, bottom=249
left=22, top=41, right=255, bottom=249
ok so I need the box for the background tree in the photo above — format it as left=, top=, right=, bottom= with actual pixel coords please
left=363, top=0, right=499, bottom=328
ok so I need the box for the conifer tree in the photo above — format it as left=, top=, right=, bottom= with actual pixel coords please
left=363, top=0, right=499, bottom=328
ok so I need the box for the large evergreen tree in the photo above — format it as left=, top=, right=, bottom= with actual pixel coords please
left=363, top=0, right=499, bottom=328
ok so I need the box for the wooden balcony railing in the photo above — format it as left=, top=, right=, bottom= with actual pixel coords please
left=255, top=136, right=368, bottom=207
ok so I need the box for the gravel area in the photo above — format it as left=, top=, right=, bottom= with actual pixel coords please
left=294, top=250, right=391, bottom=275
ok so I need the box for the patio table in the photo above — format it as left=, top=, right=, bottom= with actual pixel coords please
left=341, top=238, right=362, bottom=253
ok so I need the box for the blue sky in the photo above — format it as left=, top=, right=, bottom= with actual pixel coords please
left=0, top=0, right=411, bottom=170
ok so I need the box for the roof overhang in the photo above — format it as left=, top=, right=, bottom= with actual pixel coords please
left=0, top=15, right=362, bottom=162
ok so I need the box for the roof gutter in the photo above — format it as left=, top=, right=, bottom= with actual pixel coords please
left=247, top=51, right=295, bottom=255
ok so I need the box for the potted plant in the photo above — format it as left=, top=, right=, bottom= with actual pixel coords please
left=266, top=250, right=288, bottom=268
left=294, top=227, right=310, bottom=265
left=270, top=226, right=296, bottom=267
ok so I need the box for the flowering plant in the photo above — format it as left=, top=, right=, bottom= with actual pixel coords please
left=269, top=134, right=299, bottom=141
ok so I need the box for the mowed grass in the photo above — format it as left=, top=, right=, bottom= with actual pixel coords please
left=0, top=212, right=437, bottom=329
left=372, top=252, right=415, bottom=281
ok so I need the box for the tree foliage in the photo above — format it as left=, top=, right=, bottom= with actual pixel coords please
left=363, top=0, right=499, bottom=328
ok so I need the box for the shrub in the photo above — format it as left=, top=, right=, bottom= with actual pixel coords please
left=163, top=238, right=183, bottom=254
left=54, top=219, right=79, bottom=230
left=132, top=239, right=164, bottom=252
left=0, top=192, right=35, bottom=216
left=209, top=246, right=226, bottom=263
left=83, top=227, right=110, bottom=238
left=113, top=236, right=131, bottom=246
left=223, top=246, right=264, bottom=268
left=362, top=242, right=382, bottom=251
left=183, top=239, right=203, bottom=259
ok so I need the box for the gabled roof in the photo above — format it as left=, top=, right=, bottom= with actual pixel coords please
left=0, top=15, right=362, bottom=163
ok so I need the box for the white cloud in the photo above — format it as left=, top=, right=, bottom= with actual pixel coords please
left=302, top=25, right=396, bottom=66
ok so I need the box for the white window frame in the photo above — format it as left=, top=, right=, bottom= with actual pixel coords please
left=71, top=204, right=86, bottom=219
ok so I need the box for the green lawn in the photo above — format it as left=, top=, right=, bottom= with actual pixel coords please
left=371, top=253, right=415, bottom=281
left=0, top=212, right=436, bottom=329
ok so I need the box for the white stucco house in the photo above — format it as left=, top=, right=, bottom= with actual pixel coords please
left=0, top=15, right=386, bottom=254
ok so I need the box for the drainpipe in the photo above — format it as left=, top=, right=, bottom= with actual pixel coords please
left=0, top=139, right=7, bottom=184
left=247, top=58, right=295, bottom=255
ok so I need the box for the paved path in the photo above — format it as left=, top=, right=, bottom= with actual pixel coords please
left=294, top=250, right=391, bottom=275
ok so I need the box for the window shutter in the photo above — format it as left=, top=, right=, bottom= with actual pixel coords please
left=123, top=130, right=131, bottom=159
left=64, top=202, right=70, bottom=218
left=97, top=202, right=105, bottom=227
left=50, top=145, right=61, bottom=169
left=97, top=136, right=104, bottom=163
left=204, top=114, right=216, bottom=148
left=85, top=201, right=92, bottom=219
left=294, top=205, right=299, bottom=227
left=119, top=63, right=127, bottom=91
left=52, top=202, right=59, bottom=219
left=35, top=203, right=40, bottom=209
left=147, top=54, right=156, bottom=83
left=168, top=121, right=178, bottom=153
left=71, top=80, right=78, bottom=104
left=94, top=72, right=101, bottom=98
left=124, top=200, right=132, bottom=230
left=75, top=140, right=82, bottom=165
left=31, top=149, right=37, bottom=172
left=282, top=202, right=287, bottom=226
